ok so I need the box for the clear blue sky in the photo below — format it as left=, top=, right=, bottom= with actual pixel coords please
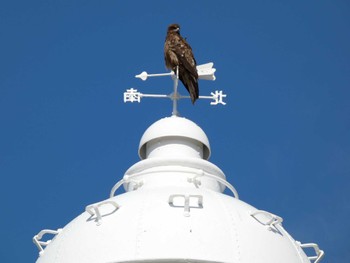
left=1, top=1, right=349, bottom=262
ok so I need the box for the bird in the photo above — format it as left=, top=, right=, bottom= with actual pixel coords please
left=164, top=24, right=199, bottom=104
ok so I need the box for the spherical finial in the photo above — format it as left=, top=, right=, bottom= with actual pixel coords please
left=138, top=116, right=211, bottom=160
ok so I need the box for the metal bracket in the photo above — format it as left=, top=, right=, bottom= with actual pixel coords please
left=110, top=175, right=143, bottom=198
left=296, top=242, right=325, bottom=263
left=187, top=170, right=239, bottom=199
left=168, top=194, right=203, bottom=217
left=85, top=200, right=119, bottom=225
left=33, top=228, right=62, bottom=255
left=250, top=210, right=283, bottom=230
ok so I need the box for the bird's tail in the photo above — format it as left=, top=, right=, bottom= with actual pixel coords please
left=180, top=74, right=199, bottom=104
left=189, top=79, right=199, bottom=104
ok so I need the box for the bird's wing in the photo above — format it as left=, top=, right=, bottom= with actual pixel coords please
left=164, top=39, right=179, bottom=70
left=173, top=37, right=198, bottom=78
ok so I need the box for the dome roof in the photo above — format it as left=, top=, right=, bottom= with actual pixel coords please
left=33, top=116, right=323, bottom=263
left=35, top=187, right=311, bottom=263
left=138, top=116, right=210, bottom=160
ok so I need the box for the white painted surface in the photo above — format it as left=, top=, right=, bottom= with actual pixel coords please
left=139, top=116, right=210, bottom=160
left=35, top=116, right=316, bottom=263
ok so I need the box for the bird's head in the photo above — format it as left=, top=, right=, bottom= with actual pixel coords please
left=167, top=24, right=180, bottom=34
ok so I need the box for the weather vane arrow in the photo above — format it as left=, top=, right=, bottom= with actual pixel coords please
left=135, top=63, right=216, bottom=81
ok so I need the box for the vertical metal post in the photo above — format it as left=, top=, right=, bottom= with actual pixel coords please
left=172, top=67, right=179, bottom=116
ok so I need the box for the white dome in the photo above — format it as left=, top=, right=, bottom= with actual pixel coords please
left=35, top=185, right=311, bottom=263
left=138, top=116, right=211, bottom=160
left=34, top=116, right=323, bottom=263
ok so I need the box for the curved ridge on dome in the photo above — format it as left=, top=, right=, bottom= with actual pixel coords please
left=138, top=116, right=211, bottom=160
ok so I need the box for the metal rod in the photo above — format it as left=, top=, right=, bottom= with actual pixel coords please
left=172, top=66, right=179, bottom=116
left=147, top=72, right=173, bottom=78
left=141, top=94, right=169, bottom=98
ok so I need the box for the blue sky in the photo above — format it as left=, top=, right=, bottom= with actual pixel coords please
left=1, top=1, right=349, bottom=262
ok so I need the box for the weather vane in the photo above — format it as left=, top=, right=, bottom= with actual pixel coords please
left=123, top=23, right=227, bottom=116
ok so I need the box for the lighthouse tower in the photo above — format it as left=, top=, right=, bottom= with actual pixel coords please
left=33, top=65, right=324, bottom=263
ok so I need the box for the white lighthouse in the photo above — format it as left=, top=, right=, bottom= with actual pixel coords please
left=33, top=64, right=324, bottom=263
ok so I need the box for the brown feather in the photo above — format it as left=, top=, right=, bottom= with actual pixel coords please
left=164, top=24, right=199, bottom=104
